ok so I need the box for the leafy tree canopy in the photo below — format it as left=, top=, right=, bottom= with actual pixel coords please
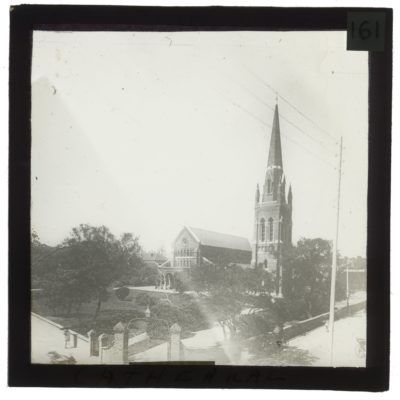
left=32, top=225, right=145, bottom=318
left=282, top=237, right=347, bottom=319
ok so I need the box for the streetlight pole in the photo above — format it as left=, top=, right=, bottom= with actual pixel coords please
left=328, top=137, right=343, bottom=367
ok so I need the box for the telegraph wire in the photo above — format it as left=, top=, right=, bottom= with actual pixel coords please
left=226, top=74, right=330, bottom=151
left=242, top=65, right=338, bottom=144
left=281, top=131, right=337, bottom=170
left=219, top=90, right=337, bottom=170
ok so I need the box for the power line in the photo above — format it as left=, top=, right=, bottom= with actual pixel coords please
left=243, top=66, right=338, bottom=144
left=230, top=98, right=269, bottom=129
left=281, top=131, right=336, bottom=170
left=225, top=74, right=331, bottom=151
left=220, top=91, right=337, bottom=170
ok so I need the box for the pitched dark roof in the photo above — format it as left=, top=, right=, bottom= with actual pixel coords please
left=267, top=104, right=283, bottom=168
left=187, top=226, right=251, bottom=252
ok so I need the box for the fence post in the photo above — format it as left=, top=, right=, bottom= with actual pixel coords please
left=98, top=333, right=108, bottom=363
left=87, top=329, right=98, bottom=357
left=112, top=322, right=128, bottom=364
left=168, top=323, right=182, bottom=361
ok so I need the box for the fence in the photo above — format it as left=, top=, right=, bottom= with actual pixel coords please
left=31, top=312, right=93, bottom=364
left=283, top=299, right=366, bottom=341
left=31, top=312, right=184, bottom=364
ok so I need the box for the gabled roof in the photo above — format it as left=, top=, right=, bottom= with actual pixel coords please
left=187, top=226, right=251, bottom=252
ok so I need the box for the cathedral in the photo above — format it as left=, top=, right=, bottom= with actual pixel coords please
left=252, top=103, right=293, bottom=288
left=159, top=102, right=292, bottom=293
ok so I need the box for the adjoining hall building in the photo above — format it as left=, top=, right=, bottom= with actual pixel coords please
left=158, top=227, right=252, bottom=288
left=158, top=102, right=292, bottom=291
left=172, top=226, right=252, bottom=268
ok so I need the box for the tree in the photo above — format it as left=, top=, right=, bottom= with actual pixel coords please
left=39, top=225, right=144, bottom=318
left=31, top=231, right=57, bottom=288
left=174, top=271, right=191, bottom=293
left=135, top=292, right=158, bottom=307
left=242, top=265, right=275, bottom=298
left=189, top=263, right=242, bottom=337
left=282, top=238, right=346, bottom=319
left=148, top=296, right=208, bottom=337
left=189, top=263, right=275, bottom=338
left=115, top=232, right=148, bottom=286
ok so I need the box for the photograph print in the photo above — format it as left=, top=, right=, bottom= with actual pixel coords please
left=30, top=28, right=368, bottom=367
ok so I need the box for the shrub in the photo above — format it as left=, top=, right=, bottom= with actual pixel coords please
left=115, top=286, right=130, bottom=301
left=135, top=292, right=158, bottom=307
left=175, top=278, right=187, bottom=293
left=148, top=300, right=208, bottom=336
left=238, top=311, right=278, bottom=338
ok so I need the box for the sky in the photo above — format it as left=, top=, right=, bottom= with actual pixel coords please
left=31, top=30, right=368, bottom=257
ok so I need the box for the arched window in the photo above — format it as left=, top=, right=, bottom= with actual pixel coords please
left=267, top=178, right=272, bottom=193
left=268, top=218, right=274, bottom=241
left=260, top=218, right=266, bottom=242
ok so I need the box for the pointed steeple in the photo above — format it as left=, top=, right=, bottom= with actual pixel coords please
left=255, top=184, right=260, bottom=204
left=267, top=104, right=283, bottom=168
left=281, top=176, right=286, bottom=201
left=288, top=184, right=293, bottom=206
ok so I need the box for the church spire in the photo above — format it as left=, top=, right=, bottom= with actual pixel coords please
left=288, top=184, right=293, bottom=206
left=255, top=183, right=260, bottom=204
left=267, top=104, right=283, bottom=169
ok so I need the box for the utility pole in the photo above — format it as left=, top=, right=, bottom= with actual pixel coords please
left=328, top=136, right=343, bottom=366
left=277, top=215, right=283, bottom=297
left=254, top=184, right=259, bottom=269
left=346, top=261, right=350, bottom=309
left=255, top=219, right=259, bottom=268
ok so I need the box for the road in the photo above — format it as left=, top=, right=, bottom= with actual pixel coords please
left=288, top=309, right=366, bottom=367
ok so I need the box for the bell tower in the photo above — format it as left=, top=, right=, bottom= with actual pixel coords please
left=252, top=103, right=292, bottom=291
